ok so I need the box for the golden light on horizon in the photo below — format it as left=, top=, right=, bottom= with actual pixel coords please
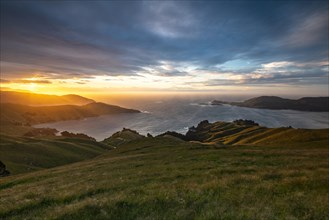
left=1, top=68, right=328, bottom=98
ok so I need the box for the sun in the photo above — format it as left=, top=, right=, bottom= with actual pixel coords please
left=27, top=82, right=37, bottom=91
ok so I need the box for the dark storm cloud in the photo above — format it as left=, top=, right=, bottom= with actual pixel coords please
left=0, top=1, right=328, bottom=86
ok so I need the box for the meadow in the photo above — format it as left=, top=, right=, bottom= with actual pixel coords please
left=0, top=134, right=111, bottom=174
left=0, top=132, right=328, bottom=219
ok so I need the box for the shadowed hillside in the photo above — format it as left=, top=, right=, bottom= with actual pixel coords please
left=0, top=92, right=141, bottom=174
left=0, top=134, right=112, bottom=174
left=0, top=91, right=95, bottom=106
left=0, top=102, right=140, bottom=126
left=212, top=96, right=329, bottom=112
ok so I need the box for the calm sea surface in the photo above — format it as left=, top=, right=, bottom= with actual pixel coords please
left=35, top=97, right=329, bottom=141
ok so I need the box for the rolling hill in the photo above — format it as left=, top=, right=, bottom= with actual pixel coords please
left=0, top=102, right=140, bottom=126
left=212, top=96, right=329, bottom=112
left=0, top=134, right=112, bottom=174
left=0, top=91, right=95, bottom=106
left=1, top=120, right=328, bottom=176
left=183, top=120, right=329, bottom=146
left=0, top=122, right=328, bottom=219
left=0, top=91, right=141, bottom=175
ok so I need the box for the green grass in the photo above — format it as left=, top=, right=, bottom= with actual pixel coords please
left=0, top=136, right=328, bottom=219
left=0, top=134, right=112, bottom=174
left=190, top=121, right=329, bottom=147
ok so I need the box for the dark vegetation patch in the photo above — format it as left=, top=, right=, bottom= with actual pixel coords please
left=0, top=161, right=10, bottom=177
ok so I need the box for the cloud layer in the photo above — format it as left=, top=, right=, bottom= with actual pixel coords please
left=1, top=1, right=328, bottom=92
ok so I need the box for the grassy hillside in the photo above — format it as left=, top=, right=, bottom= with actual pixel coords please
left=0, top=134, right=328, bottom=219
left=185, top=120, right=329, bottom=146
left=0, top=91, right=95, bottom=106
left=0, top=102, right=140, bottom=126
left=103, top=128, right=145, bottom=146
left=0, top=134, right=112, bottom=174
left=1, top=120, right=327, bottom=175
left=0, top=121, right=328, bottom=219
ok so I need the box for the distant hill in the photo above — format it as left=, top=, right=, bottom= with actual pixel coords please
left=183, top=120, right=329, bottom=146
left=0, top=102, right=140, bottom=126
left=0, top=91, right=95, bottom=106
left=103, top=119, right=329, bottom=148
left=103, top=128, right=145, bottom=146
left=212, top=96, right=329, bottom=112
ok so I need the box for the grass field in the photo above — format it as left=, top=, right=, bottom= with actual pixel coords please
left=185, top=121, right=329, bottom=146
left=0, top=134, right=328, bottom=219
left=0, top=134, right=112, bottom=174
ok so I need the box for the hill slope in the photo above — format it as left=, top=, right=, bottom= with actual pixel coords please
left=184, top=120, right=329, bottom=146
left=0, top=134, right=112, bottom=174
left=0, top=133, right=328, bottom=219
left=0, top=91, right=95, bottom=106
left=1, top=120, right=327, bottom=176
left=0, top=102, right=140, bottom=126
left=212, top=96, right=329, bottom=112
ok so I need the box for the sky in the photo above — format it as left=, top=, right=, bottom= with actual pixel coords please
left=0, top=1, right=328, bottom=96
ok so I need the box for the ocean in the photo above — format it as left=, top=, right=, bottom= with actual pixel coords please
left=35, top=96, right=329, bottom=141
